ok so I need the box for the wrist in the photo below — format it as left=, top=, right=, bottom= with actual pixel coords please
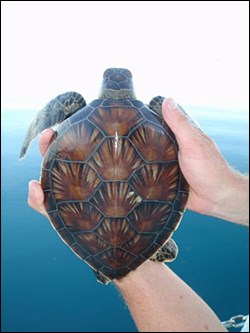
left=209, top=167, right=249, bottom=225
left=114, top=260, right=164, bottom=289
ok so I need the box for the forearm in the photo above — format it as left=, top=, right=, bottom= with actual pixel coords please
left=114, top=261, right=227, bottom=332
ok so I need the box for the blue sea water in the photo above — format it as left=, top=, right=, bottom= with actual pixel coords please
left=1, top=105, right=249, bottom=332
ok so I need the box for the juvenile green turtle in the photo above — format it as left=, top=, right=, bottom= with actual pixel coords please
left=20, top=68, right=189, bottom=284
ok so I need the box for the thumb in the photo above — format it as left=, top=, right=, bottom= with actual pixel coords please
left=162, top=98, right=201, bottom=149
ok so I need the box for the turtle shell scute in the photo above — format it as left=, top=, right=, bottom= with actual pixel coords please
left=41, top=100, right=189, bottom=282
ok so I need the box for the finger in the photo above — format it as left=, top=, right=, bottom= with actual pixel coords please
left=162, top=98, right=201, bottom=143
left=28, top=180, right=48, bottom=217
left=39, top=129, right=56, bottom=156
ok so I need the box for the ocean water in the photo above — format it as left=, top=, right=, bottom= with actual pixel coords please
left=1, top=105, right=249, bottom=332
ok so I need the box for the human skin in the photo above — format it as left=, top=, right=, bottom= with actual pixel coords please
left=27, top=98, right=248, bottom=332
left=114, top=260, right=228, bottom=332
left=162, top=99, right=249, bottom=226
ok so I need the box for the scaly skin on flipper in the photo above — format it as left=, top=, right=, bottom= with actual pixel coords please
left=93, top=270, right=111, bottom=285
left=150, top=238, right=178, bottom=262
left=19, top=92, right=86, bottom=159
left=148, top=96, right=165, bottom=116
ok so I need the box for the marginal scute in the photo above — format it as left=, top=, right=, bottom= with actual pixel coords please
left=100, top=266, right=131, bottom=280
left=42, top=151, right=55, bottom=171
left=58, top=228, right=76, bottom=246
left=163, top=211, right=183, bottom=231
left=48, top=211, right=65, bottom=230
left=43, top=190, right=57, bottom=212
left=71, top=243, right=90, bottom=260
left=142, top=243, right=161, bottom=259
left=41, top=170, right=52, bottom=190
left=154, top=228, right=174, bottom=246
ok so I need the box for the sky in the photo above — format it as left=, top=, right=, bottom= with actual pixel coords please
left=1, top=1, right=249, bottom=110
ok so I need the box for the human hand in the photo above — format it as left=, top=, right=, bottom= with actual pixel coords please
left=162, top=99, right=249, bottom=225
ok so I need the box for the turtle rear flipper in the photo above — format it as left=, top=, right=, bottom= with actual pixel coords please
left=150, top=238, right=178, bottom=262
left=19, top=92, right=86, bottom=159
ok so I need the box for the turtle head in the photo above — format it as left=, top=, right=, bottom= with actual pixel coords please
left=99, top=68, right=136, bottom=100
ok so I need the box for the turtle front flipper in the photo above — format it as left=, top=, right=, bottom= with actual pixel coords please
left=150, top=238, right=179, bottom=262
left=19, top=91, right=86, bottom=159
left=148, top=96, right=165, bottom=116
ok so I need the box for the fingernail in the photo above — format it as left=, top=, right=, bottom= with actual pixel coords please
left=177, top=104, right=186, bottom=114
left=177, top=106, right=203, bottom=131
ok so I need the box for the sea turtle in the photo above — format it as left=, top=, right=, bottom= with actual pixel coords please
left=20, top=68, right=189, bottom=285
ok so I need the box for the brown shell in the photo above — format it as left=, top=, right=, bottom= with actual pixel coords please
left=41, top=100, right=189, bottom=280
